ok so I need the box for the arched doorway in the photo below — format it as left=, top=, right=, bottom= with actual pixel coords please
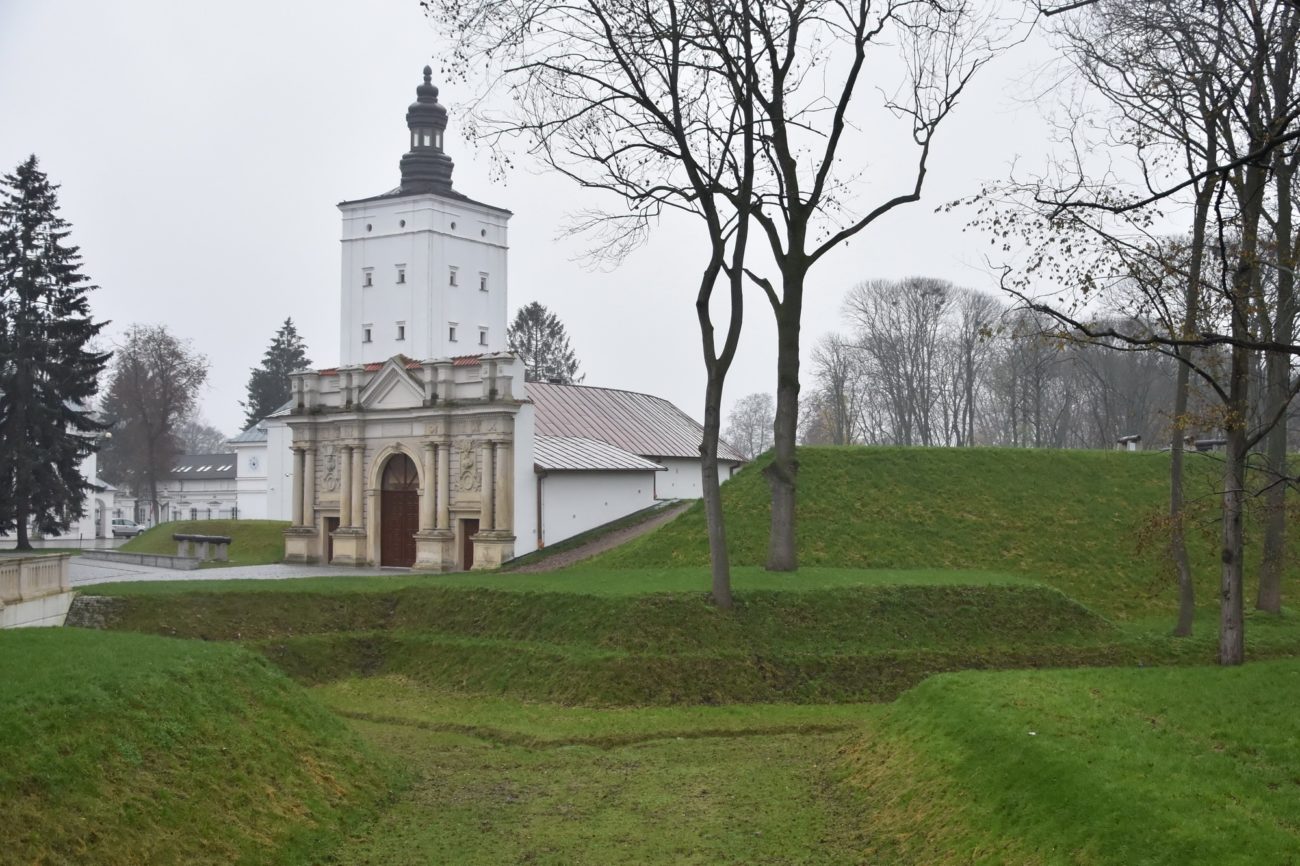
left=380, top=453, right=419, bottom=567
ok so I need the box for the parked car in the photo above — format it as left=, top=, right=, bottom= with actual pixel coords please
left=111, top=518, right=145, bottom=538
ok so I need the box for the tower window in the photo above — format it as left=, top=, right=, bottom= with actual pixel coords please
left=479, top=328, right=489, bottom=347
left=449, top=266, right=459, bottom=287
left=479, top=272, right=489, bottom=292
left=396, top=322, right=406, bottom=341
left=363, top=270, right=373, bottom=287
left=396, top=267, right=406, bottom=284
left=362, top=325, right=373, bottom=344
left=449, top=323, right=458, bottom=343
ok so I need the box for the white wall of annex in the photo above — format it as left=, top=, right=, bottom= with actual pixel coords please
left=232, top=442, right=269, bottom=520
left=265, top=420, right=294, bottom=521
left=512, top=400, right=538, bottom=554
left=540, top=470, right=657, bottom=547
left=339, top=195, right=510, bottom=366
left=652, top=457, right=741, bottom=500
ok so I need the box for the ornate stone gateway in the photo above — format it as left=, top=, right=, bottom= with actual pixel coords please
left=379, top=454, right=419, bottom=567
left=281, top=354, right=523, bottom=571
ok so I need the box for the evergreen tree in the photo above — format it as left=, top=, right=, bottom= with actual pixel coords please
left=506, top=301, right=583, bottom=384
left=0, top=155, right=110, bottom=549
left=241, top=318, right=311, bottom=429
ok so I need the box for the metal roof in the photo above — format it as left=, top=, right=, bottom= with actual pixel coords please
left=534, top=436, right=666, bottom=472
left=170, top=453, right=237, bottom=480
left=528, top=382, right=746, bottom=463
left=228, top=424, right=269, bottom=444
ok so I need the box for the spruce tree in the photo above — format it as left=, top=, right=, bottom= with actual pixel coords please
left=0, top=155, right=110, bottom=549
left=506, top=301, right=584, bottom=384
left=241, top=318, right=311, bottom=429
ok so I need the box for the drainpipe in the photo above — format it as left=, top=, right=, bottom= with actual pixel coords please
left=536, top=471, right=546, bottom=549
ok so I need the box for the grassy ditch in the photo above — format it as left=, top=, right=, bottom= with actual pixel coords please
left=840, top=659, right=1300, bottom=865
left=0, top=629, right=388, bottom=866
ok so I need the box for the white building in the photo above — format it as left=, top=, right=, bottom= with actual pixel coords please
left=111, top=453, right=240, bottom=524
left=247, top=68, right=743, bottom=569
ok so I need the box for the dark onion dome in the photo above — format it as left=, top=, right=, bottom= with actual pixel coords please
left=400, top=66, right=456, bottom=195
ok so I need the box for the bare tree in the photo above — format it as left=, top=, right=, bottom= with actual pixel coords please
left=973, top=0, right=1300, bottom=661
left=725, top=392, right=775, bottom=460
left=99, top=325, right=208, bottom=524
left=176, top=416, right=230, bottom=454
left=428, top=0, right=761, bottom=606
left=806, top=333, right=869, bottom=445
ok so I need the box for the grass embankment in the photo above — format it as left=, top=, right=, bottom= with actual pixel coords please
left=592, top=447, right=1300, bottom=619
left=500, top=500, right=683, bottom=571
left=77, top=569, right=1300, bottom=704
left=0, top=629, right=388, bottom=866
left=121, top=518, right=288, bottom=566
left=842, top=659, right=1300, bottom=865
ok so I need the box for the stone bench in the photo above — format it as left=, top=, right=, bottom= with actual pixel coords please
left=173, top=533, right=233, bottom=562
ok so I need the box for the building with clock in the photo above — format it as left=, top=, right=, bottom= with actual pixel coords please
left=232, top=68, right=744, bottom=570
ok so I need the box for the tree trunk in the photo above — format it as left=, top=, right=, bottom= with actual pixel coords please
left=1170, top=363, right=1195, bottom=637
left=1220, top=354, right=1248, bottom=666
left=700, top=373, right=733, bottom=608
left=765, top=280, right=804, bottom=572
left=1258, top=155, right=1294, bottom=614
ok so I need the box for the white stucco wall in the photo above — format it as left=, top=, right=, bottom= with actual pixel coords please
left=512, top=400, right=539, bottom=553
left=651, top=457, right=741, bottom=500
left=539, top=470, right=658, bottom=547
left=265, top=419, right=294, bottom=521
left=232, top=441, right=269, bottom=519
left=339, top=195, right=510, bottom=366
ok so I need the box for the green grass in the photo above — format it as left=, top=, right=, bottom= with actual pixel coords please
left=314, top=677, right=871, bottom=864
left=840, top=659, right=1300, bottom=865
left=120, top=518, right=289, bottom=566
left=0, top=628, right=388, bottom=865
left=80, top=564, right=1033, bottom=596
left=590, top=447, right=1300, bottom=620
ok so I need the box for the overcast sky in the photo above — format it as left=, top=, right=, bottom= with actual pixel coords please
left=0, top=0, right=1056, bottom=438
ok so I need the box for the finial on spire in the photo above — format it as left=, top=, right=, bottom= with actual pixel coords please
left=423, top=65, right=432, bottom=84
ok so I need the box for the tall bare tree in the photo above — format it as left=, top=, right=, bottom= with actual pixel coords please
left=99, top=325, right=208, bottom=524
left=428, top=0, right=759, bottom=606
left=725, top=392, right=775, bottom=460
left=976, top=0, right=1300, bottom=661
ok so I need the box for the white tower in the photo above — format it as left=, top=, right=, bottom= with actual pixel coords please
left=338, top=67, right=512, bottom=365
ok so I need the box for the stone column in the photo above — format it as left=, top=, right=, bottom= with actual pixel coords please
left=494, top=440, right=512, bottom=532
left=420, top=442, right=436, bottom=532
left=302, top=445, right=316, bottom=528
left=339, top=445, right=353, bottom=528
left=479, top=440, right=495, bottom=530
left=351, top=443, right=365, bottom=528
left=436, top=442, right=451, bottom=530
left=291, top=446, right=305, bottom=526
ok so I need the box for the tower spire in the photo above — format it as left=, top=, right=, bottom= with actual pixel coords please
left=399, top=66, right=455, bottom=195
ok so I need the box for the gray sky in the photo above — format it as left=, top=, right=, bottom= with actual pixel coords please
left=1, top=0, right=1054, bottom=438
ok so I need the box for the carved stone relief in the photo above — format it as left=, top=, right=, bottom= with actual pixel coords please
left=321, top=444, right=340, bottom=492
left=458, top=441, right=480, bottom=492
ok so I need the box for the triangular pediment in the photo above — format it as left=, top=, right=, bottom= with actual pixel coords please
left=358, top=358, right=426, bottom=410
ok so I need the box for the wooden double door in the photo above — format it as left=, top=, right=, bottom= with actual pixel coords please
left=380, top=454, right=419, bottom=568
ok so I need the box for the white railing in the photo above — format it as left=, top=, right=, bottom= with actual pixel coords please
left=0, top=554, right=72, bottom=605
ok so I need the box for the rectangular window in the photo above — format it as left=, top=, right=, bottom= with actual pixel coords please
left=363, top=269, right=373, bottom=287
left=479, top=272, right=489, bottom=292
left=479, top=327, right=489, bottom=347
left=396, top=322, right=406, bottom=341
left=449, top=266, right=459, bottom=287
left=363, top=325, right=373, bottom=343
left=396, top=267, right=406, bottom=284
left=448, top=323, right=458, bottom=342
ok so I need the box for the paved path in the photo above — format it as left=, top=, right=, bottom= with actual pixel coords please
left=70, top=558, right=397, bottom=588
left=510, top=501, right=693, bottom=573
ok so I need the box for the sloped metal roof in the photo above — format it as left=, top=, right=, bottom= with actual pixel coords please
left=228, top=424, right=268, bottom=444
left=528, top=382, right=746, bottom=463
left=170, top=453, right=237, bottom=480
left=534, top=435, right=666, bottom=472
